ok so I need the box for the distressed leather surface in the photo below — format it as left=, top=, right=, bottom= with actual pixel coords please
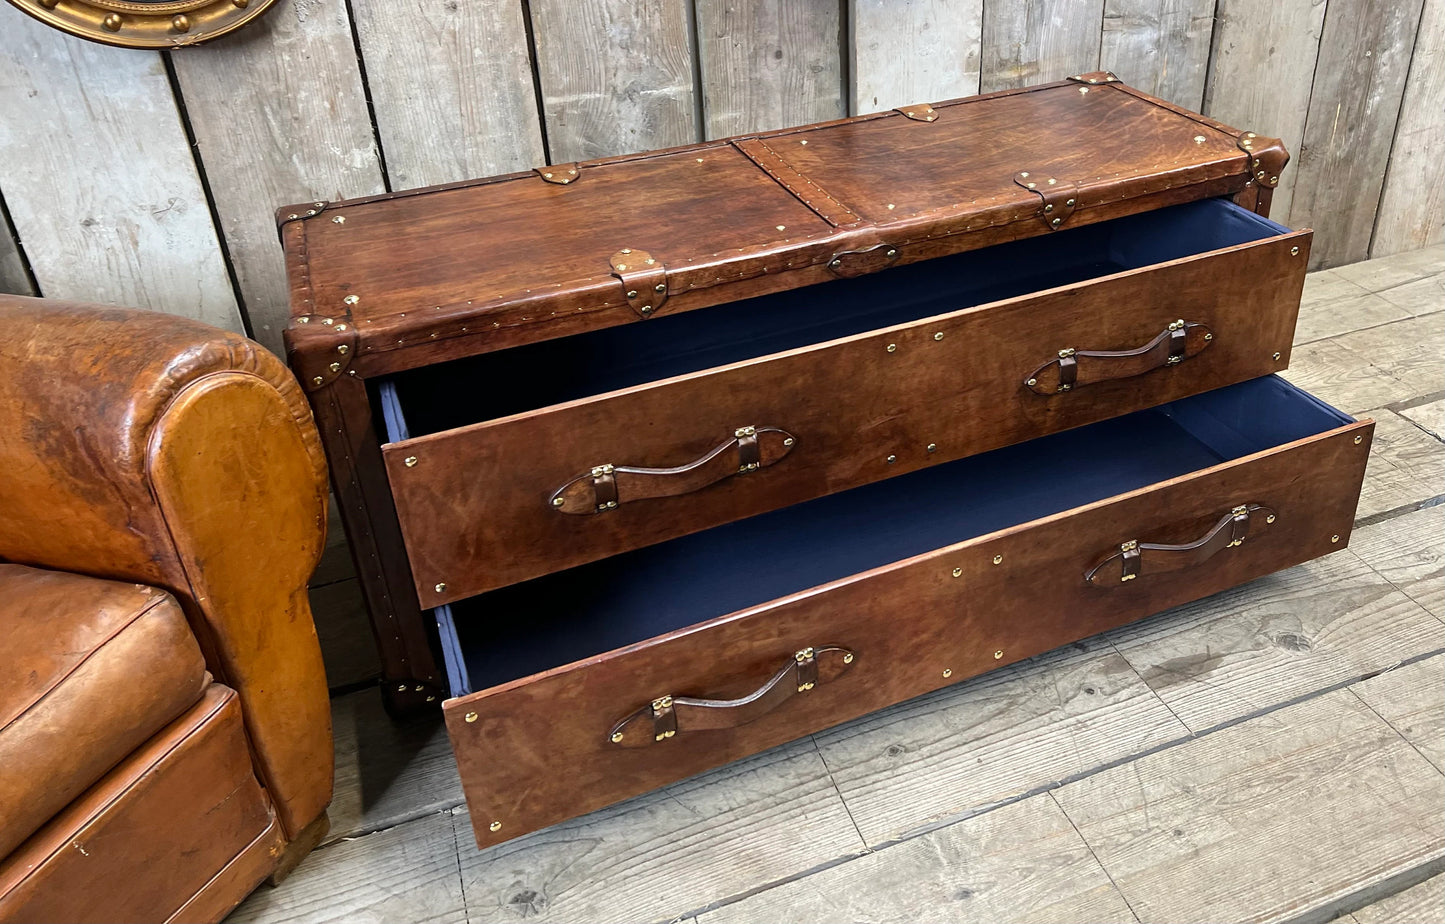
left=0, top=294, right=332, bottom=841
left=0, top=566, right=207, bottom=860
left=0, top=686, right=279, bottom=924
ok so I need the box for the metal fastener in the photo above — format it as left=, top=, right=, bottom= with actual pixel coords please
left=329, top=362, right=341, bottom=372
left=993, top=650, right=1004, bottom=660
left=1194, top=135, right=1206, bottom=144
left=1290, top=246, right=1300, bottom=256
left=934, top=331, right=944, bottom=341
left=1266, top=514, right=1276, bottom=523
left=886, top=343, right=897, bottom=353
left=993, top=554, right=1003, bottom=565
left=943, top=669, right=953, bottom=678
left=332, top=215, right=346, bottom=224
left=783, top=437, right=795, bottom=446
left=312, top=376, right=323, bottom=385
left=1059, top=348, right=1076, bottom=358
left=843, top=652, right=854, bottom=664
left=552, top=496, right=564, bottom=506
left=887, top=454, right=897, bottom=464
left=322, top=317, right=334, bottom=325
left=171, top=14, right=191, bottom=31
left=297, top=316, right=310, bottom=324
left=1331, top=534, right=1340, bottom=543
left=626, top=290, right=638, bottom=298
left=435, top=582, right=446, bottom=593
left=611, top=731, right=624, bottom=742
left=1026, top=377, right=1038, bottom=387
left=655, top=283, right=667, bottom=292
left=616, top=264, right=628, bottom=271
left=621, top=248, right=632, bottom=254
left=404, top=456, right=418, bottom=467
left=1044, top=204, right=1054, bottom=213
left=1354, top=435, right=1363, bottom=444
left=640, top=305, right=653, bottom=315
left=397, top=684, right=407, bottom=692
left=1066, top=198, right=1076, bottom=207
left=1051, top=218, right=1062, bottom=227
left=343, top=294, right=359, bottom=305
left=1273, top=352, right=1282, bottom=361
left=489, top=821, right=501, bottom=832
left=102, top=12, right=121, bottom=29
left=464, top=712, right=478, bottom=723
left=1204, top=333, right=1213, bottom=341
left=830, top=259, right=841, bottom=269
left=952, top=567, right=962, bottom=578
left=337, top=344, right=349, bottom=354
left=927, top=443, right=937, bottom=452
left=886, top=249, right=897, bottom=258
left=1169, top=319, right=1185, bottom=331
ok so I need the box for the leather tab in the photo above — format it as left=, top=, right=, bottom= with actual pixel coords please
left=1067, top=71, right=1121, bottom=86
left=827, top=243, right=900, bottom=278
left=535, top=164, right=580, bottom=185
left=795, top=646, right=818, bottom=692
left=736, top=426, right=761, bottom=473
left=1237, top=132, right=1288, bottom=188
left=895, top=103, right=938, bottom=122
left=650, top=696, right=677, bottom=741
left=1120, top=540, right=1141, bottom=582
left=610, top=249, right=668, bottom=317
left=1014, top=172, right=1079, bottom=230
left=591, top=464, right=618, bottom=512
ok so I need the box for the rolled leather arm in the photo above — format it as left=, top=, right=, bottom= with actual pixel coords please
left=0, top=295, right=332, bottom=839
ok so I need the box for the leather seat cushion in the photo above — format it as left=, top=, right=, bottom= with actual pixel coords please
left=0, top=564, right=207, bottom=859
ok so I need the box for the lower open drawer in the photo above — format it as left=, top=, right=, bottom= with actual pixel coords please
left=440, top=376, right=1372, bottom=847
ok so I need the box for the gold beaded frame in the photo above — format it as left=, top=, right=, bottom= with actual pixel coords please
left=7, top=0, right=280, bottom=47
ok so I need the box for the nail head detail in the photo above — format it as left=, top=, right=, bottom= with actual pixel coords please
left=464, top=712, right=478, bottom=723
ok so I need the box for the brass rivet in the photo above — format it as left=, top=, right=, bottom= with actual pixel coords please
left=645, top=258, right=655, bottom=265
left=322, top=317, right=334, bottom=325
left=611, top=731, right=623, bottom=743
left=329, top=362, right=341, bottom=372
left=552, top=496, right=564, bottom=506
left=465, top=712, right=478, bottom=723
left=994, top=650, right=1004, bottom=660
left=1204, top=333, right=1213, bottom=341
left=1290, top=246, right=1300, bottom=256
left=887, top=203, right=896, bottom=210
left=1066, top=198, right=1075, bottom=207
left=993, top=554, right=1003, bottom=565
left=1273, top=351, right=1282, bottom=361
left=311, top=376, right=324, bottom=385
left=886, top=249, right=897, bottom=258
left=1353, top=435, right=1363, bottom=444
left=616, top=264, right=628, bottom=271
left=415, top=685, right=424, bottom=692
left=332, top=215, right=346, bottom=224
left=952, top=567, right=962, bottom=578
left=830, top=259, right=841, bottom=268
left=1044, top=204, right=1054, bottom=213
left=626, top=289, right=638, bottom=298
left=172, top=14, right=190, bottom=32
left=927, top=443, right=937, bottom=452
left=102, top=12, right=122, bottom=29
left=943, top=668, right=952, bottom=678
left=1026, top=377, right=1038, bottom=387
left=297, top=316, right=310, bottom=324
left=426, top=695, right=436, bottom=702
left=1331, top=534, right=1340, bottom=543
left=800, top=139, right=808, bottom=145
left=783, top=437, right=794, bottom=446
left=1194, top=135, right=1206, bottom=144
left=1270, top=176, right=1278, bottom=183
left=337, top=344, right=349, bottom=354
left=1266, top=514, right=1276, bottom=523
left=640, top=305, right=653, bottom=314
left=435, top=582, right=447, bottom=593
left=886, top=454, right=897, bottom=464
left=621, top=248, right=632, bottom=254
left=1051, top=218, right=1062, bottom=227
left=1020, top=172, right=1030, bottom=178
left=886, top=343, right=897, bottom=353
left=543, top=172, right=553, bottom=179
left=777, top=225, right=786, bottom=231
left=489, top=821, right=501, bottom=832
left=344, top=294, right=360, bottom=305
left=933, top=331, right=944, bottom=341
left=404, top=456, right=418, bottom=467
left=397, top=684, right=407, bottom=692
left=655, top=284, right=666, bottom=292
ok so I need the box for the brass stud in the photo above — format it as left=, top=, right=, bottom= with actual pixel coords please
left=1353, top=435, right=1363, bottom=444
left=886, top=248, right=897, bottom=258
left=322, top=317, right=334, bottom=325
left=1045, top=204, right=1054, bottom=213
left=611, top=731, right=624, bottom=743
left=1266, top=514, right=1276, bottom=523
left=994, top=650, right=1004, bottom=660
left=344, top=294, right=360, bottom=305
left=426, top=695, right=436, bottom=702
left=1051, top=218, right=1062, bottom=227
left=1066, top=198, right=1076, bottom=207
left=397, top=684, right=407, bottom=692
left=783, top=437, right=794, bottom=446
left=1020, top=172, right=1030, bottom=178
left=435, top=582, right=446, bottom=593
left=830, top=259, right=842, bottom=269
left=102, top=12, right=122, bottom=30
left=616, top=264, right=628, bottom=271
left=288, top=213, right=299, bottom=220
left=1194, top=135, right=1206, bottom=144
left=640, top=306, right=653, bottom=315
left=1273, top=351, right=1282, bottom=361
left=1290, top=246, right=1300, bottom=256
left=332, top=215, right=346, bottom=224
left=626, top=289, right=638, bottom=298
left=952, top=567, right=962, bottom=578
left=1270, top=176, right=1278, bottom=184
left=312, top=375, right=324, bottom=385
left=777, top=225, right=786, bottom=231
left=329, top=362, right=341, bottom=372
left=465, top=711, right=478, bottom=722
left=297, top=317, right=310, bottom=324
left=172, top=14, right=190, bottom=32
left=1331, top=534, right=1340, bottom=543
left=543, top=172, right=553, bottom=179
left=415, top=685, right=424, bottom=692
left=1204, top=333, right=1213, bottom=341
left=645, top=258, right=656, bottom=265
left=337, top=344, right=349, bottom=354
left=927, top=443, right=937, bottom=452
left=654, top=283, right=667, bottom=292
left=404, top=456, right=418, bottom=467
left=886, top=343, right=897, bottom=353
left=933, top=331, right=944, bottom=341
left=489, top=821, right=501, bottom=832
left=552, top=496, right=564, bottom=506
left=887, top=454, right=897, bottom=464
left=993, top=554, right=1003, bottom=565
left=943, top=668, right=953, bottom=678
left=843, top=652, right=854, bottom=664
left=1026, top=377, right=1038, bottom=387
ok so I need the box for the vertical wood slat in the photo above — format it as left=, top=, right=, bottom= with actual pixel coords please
left=979, top=0, right=1106, bottom=93
left=527, top=0, right=698, bottom=162
left=170, top=0, right=385, bottom=354
left=1371, top=0, right=1444, bottom=257
left=696, top=0, right=844, bottom=138
left=1202, top=0, right=1327, bottom=225
left=1100, top=0, right=1215, bottom=109
left=849, top=0, right=983, bottom=114
left=1288, top=0, right=1425, bottom=270
left=0, top=198, right=34, bottom=296
left=0, top=6, right=241, bottom=332
left=350, top=0, right=546, bottom=190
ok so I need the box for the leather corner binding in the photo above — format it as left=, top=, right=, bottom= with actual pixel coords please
left=535, top=163, right=580, bottom=185
left=1237, top=132, right=1288, bottom=188
left=610, top=249, right=669, bottom=317
left=275, top=201, right=331, bottom=232
left=1014, top=172, right=1079, bottom=230
left=286, top=312, right=359, bottom=392
left=827, top=243, right=900, bottom=278
left=1067, top=71, right=1121, bottom=86
left=895, top=103, right=938, bottom=122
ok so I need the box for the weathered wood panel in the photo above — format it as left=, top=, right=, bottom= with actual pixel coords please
left=1294, top=269, right=1408, bottom=345
left=0, top=198, right=33, bottom=296
left=1100, top=0, right=1214, bottom=109
left=701, top=792, right=1135, bottom=924
left=850, top=0, right=983, bottom=113
left=1280, top=339, right=1414, bottom=415
left=697, top=0, right=844, bottom=137
left=813, top=636, right=1187, bottom=845
left=0, top=7, right=241, bottom=331
left=170, top=0, right=385, bottom=354
left=1401, top=398, right=1445, bottom=441
left=1335, top=315, right=1445, bottom=409
left=457, top=739, right=863, bottom=924
left=1335, top=244, right=1444, bottom=294
left=1350, top=505, right=1445, bottom=619
left=980, top=0, right=1105, bottom=92
left=1053, top=689, right=1445, bottom=924
left=1203, top=0, right=1327, bottom=224
left=351, top=0, right=545, bottom=190
left=1288, top=0, right=1425, bottom=269
left=527, top=0, right=698, bottom=161
left=1352, top=871, right=1445, bottom=924
left=1352, top=654, right=1445, bottom=775
left=1372, top=0, right=1445, bottom=257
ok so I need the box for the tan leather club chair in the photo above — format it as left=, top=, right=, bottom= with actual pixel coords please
left=0, top=296, right=334, bottom=922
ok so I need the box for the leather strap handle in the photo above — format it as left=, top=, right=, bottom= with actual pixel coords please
left=1085, top=504, right=1276, bottom=586
left=607, top=646, right=855, bottom=747
left=549, top=426, right=796, bottom=515
left=1024, top=320, right=1214, bottom=395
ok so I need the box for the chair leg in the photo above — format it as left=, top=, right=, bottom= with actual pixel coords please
left=267, top=812, right=329, bottom=886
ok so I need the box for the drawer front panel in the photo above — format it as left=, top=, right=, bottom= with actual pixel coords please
left=387, top=231, right=1309, bottom=606
left=443, top=417, right=1371, bottom=847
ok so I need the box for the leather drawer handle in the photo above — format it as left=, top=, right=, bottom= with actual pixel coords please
left=1085, top=503, right=1276, bottom=586
left=1024, top=319, right=1214, bottom=395
left=607, top=646, right=855, bottom=747
left=549, top=426, right=795, bottom=515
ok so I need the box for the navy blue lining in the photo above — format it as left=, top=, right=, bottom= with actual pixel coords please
left=385, top=198, right=1291, bottom=437
left=437, top=375, right=1350, bottom=695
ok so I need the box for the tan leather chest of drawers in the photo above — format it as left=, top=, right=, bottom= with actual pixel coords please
left=281, top=73, right=1371, bottom=849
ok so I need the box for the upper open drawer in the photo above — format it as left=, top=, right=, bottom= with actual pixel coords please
left=377, top=198, right=1311, bottom=605
left=282, top=75, right=1288, bottom=382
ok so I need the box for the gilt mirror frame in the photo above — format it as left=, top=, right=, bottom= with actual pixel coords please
left=7, top=0, right=280, bottom=47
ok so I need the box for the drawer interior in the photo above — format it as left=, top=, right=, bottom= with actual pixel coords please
left=379, top=198, right=1290, bottom=438
left=436, top=376, right=1351, bottom=696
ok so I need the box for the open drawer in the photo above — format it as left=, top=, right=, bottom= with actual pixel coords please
left=379, top=198, right=1311, bottom=604
left=439, top=375, right=1371, bottom=847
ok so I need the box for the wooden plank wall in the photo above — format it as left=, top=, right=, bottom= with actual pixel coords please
left=0, top=0, right=1440, bottom=346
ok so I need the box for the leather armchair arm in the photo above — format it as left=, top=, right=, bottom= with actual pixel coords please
left=0, top=295, right=332, bottom=839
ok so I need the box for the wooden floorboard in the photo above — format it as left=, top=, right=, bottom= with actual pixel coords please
left=1350, top=872, right=1445, bottom=923
left=1354, top=409, right=1445, bottom=519
left=1400, top=398, right=1445, bottom=441
left=1348, top=504, right=1444, bottom=619
left=1294, top=270, right=1410, bottom=345
left=813, top=636, right=1187, bottom=845
left=1051, top=688, right=1445, bottom=924
left=1352, top=654, right=1445, bottom=775
left=1332, top=246, right=1444, bottom=295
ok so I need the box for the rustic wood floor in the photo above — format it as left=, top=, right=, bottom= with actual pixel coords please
left=232, top=245, right=1445, bottom=924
